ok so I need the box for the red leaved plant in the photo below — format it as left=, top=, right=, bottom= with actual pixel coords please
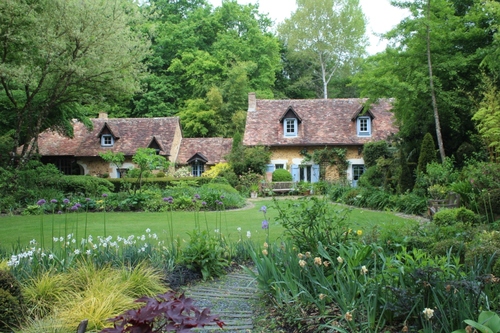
left=100, top=291, right=225, bottom=333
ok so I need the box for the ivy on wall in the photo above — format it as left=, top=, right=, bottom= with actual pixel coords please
left=300, top=147, right=349, bottom=180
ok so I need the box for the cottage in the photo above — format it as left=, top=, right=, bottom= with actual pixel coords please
left=37, top=113, right=182, bottom=177
left=36, top=113, right=232, bottom=178
left=243, top=93, right=397, bottom=186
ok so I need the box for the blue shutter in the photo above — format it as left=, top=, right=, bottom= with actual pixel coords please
left=291, top=164, right=300, bottom=182
left=266, top=164, right=276, bottom=173
left=312, top=164, right=320, bottom=183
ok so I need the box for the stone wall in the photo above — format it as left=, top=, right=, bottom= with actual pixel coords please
left=270, top=145, right=363, bottom=182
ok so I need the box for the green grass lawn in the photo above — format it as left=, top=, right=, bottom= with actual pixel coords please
left=0, top=197, right=420, bottom=252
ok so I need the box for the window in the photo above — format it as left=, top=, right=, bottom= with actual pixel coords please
left=192, top=161, right=205, bottom=177
left=275, top=164, right=284, bottom=169
left=284, top=118, right=298, bottom=137
left=101, top=134, right=114, bottom=147
left=357, top=116, right=371, bottom=137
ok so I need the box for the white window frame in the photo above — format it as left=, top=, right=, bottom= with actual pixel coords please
left=357, top=116, right=371, bottom=137
left=284, top=118, right=298, bottom=137
left=101, top=134, right=114, bottom=147
left=271, top=159, right=288, bottom=171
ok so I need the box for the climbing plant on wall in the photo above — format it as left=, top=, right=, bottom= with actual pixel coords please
left=300, top=147, right=348, bottom=180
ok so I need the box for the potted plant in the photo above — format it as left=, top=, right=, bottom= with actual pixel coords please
left=297, top=181, right=311, bottom=196
left=250, top=184, right=259, bottom=199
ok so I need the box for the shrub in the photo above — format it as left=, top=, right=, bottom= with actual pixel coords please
left=0, top=269, right=23, bottom=330
left=273, top=196, right=352, bottom=251
left=272, top=168, right=292, bottom=182
left=180, top=230, right=229, bottom=280
left=101, top=291, right=224, bottom=333
left=358, top=166, right=383, bottom=188
left=363, top=140, right=389, bottom=168
left=0, top=289, right=22, bottom=331
left=433, top=207, right=479, bottom=227
left=201, top=162, right=231, bottom=178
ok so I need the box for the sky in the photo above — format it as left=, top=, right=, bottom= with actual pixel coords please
left=207, top=0, right=409, bottom=54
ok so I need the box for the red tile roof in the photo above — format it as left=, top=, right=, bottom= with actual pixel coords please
left=177, top=138, right=233, bottom=165
left=243, top=98, right=397, bottom=146
left=37, top=117, right=181, bottom=157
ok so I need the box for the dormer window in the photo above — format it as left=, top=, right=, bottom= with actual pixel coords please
left=284, top=118, right=298, bottom=137
left=280, top=106, right=302, bottom=138
left=357, top=116, right=372, bottom=137
left=187, top=152, right=208, bottom=177
left=97, top=122, right=119, bottom=147
left=101, top=134, right=114, bottom=146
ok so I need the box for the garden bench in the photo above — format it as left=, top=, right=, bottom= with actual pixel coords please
left=428, top=192, right=461, bottom=218
left=263, top=181, right=297, bottom=194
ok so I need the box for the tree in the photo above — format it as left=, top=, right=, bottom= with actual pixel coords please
left=0, top=0, right=149, bottom=166
left=417, top=133, right=437, bottom=174
left=133, top=0, right=281, bottom=135
left=425, top=0, right=446, bottom=162
left=131, top=148, right=168, bottom=193
left=353, top=0, right=498, bottom=161
left=278, top=0, right=367, bottom=99
left=99, top=151, right=125, bottom=172
left=473, top=75, right=500, bottom=163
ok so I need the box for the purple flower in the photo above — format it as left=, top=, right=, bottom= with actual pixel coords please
left=63, top=198, right=70, bottom=204
left=192, top=199, right=197, bottom=203
left=163, top=196, right=173, bottom=204
left=220, top=195, right=225, bottom=199
left=217, top=200, right=223, bottom=205
left=57, top=210, right=62, bottom=214
left=102, top=193, right=108, bottom=198
left=37, top=199, right=46, bottom=206
left=85, top=198, right=91, bottom=202
left=202, top=201, right=207, bottom=206
left=259, top=206, right=267, bottom=214
left=262, top=220, right=269, bottom=230
left=71, top=205, right=79, bottom=211
left=194, top=194, right=200, bottom=200
left=51, top=199, right=58, bottom=204
left=75, top=203, right=82, bottom=208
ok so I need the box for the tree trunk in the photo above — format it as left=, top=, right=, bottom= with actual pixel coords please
left=426, top=0, right=446, bottom=162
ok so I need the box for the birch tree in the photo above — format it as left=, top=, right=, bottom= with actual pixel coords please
left=278, top=0, right=367, bottom=99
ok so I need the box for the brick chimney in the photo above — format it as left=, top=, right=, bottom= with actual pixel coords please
left=98, top=112, right=108, bottom=119
left=248, top=92, right=256, bottom=112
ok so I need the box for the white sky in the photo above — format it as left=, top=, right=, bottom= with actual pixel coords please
left=207, top=0, right=409, bottom=54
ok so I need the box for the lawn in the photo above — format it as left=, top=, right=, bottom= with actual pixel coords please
left=0, top=197, right=419, bottom=252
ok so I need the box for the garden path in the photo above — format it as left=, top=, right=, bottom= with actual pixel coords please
left=183, top=268, right=260, bottom=332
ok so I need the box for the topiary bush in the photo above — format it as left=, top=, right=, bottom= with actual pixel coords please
left=417, top=133, right=437, bottom=174
left=272, top=168, right=292, bottom=182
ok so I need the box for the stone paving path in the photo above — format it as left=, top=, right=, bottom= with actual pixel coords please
left=182, top=268, right=259, bottom=332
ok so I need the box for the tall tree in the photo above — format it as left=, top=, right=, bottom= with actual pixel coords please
left=425, top=0, right=446, bottom=162
left=353, top=0, right=499, bottom=161
left=0, top=0, right=150, bottom=166
left=278, top=0, right=367, bottom=99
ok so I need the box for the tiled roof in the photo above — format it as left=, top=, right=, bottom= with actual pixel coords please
left=37, top=117, right=181, bottom=157
left=243, top=98, right=397, bottom=146
left=177, top=138, right=233, bottom=165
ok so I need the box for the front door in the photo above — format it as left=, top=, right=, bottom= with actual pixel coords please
left=352, top=164, right=365, bottom=187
